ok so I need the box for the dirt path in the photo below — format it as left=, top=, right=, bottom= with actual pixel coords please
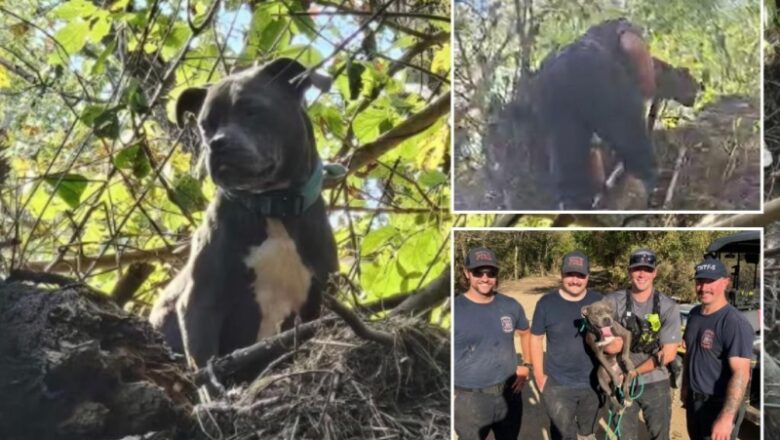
left=495, top=275, right=759, bottom=440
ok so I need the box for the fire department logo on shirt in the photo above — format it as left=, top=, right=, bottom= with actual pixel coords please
left=500, top=316, right=513, bottom=333
left=701, top=329, right=715, bottom=349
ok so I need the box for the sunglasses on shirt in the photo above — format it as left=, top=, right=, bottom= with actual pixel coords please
left=470, top=268, right=498, bottom=278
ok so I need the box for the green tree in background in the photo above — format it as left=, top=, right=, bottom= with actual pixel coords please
left=454, top=230, right=739, bottom=302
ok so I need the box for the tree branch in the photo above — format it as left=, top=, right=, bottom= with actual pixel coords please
left=111, top=262, right=155, bottom=307
left=389, top=268, right=450, bottom=317
left=24, top=245, right=186, bottom=273
left=329, top=92, right=450, bottom=186
left=696, top=197, right=780, bottom=227
left=323, top=293, right=395, bottom=346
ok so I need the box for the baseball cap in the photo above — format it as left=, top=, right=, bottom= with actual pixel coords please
left=629, top=249, right=657, bottom=269
left=694, top=259, right=728, bottom=280
left=466, top=247, right=499, bottom=270
left=561, top=251, right=589, bottom=276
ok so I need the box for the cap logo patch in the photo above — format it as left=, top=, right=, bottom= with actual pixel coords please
left=568, top=256, right=584, bottom=266
left=698, top=263, right=717, bottom=271
left=475, top=251, right=492, bottom=261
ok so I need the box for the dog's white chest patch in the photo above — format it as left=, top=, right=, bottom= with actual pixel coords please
left=243, top=219, right=312, bottom=339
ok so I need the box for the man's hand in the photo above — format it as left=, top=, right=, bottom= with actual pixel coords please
left=710, top=415, right=733, bottom=440
left=534, top=373, right=547, bottom=392
left=603, top=336, right=624, bottom=354
left=512, top=366, right=530, bottom=393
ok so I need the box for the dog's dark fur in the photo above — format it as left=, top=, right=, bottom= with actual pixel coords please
left=581, top=300, right=636, bottom=410
left=149, top=59, right=338, bottom=370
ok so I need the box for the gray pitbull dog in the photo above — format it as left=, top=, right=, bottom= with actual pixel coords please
left=581, top=300, right=636, bottom=411
left=149, top=58, right=338, bottom=371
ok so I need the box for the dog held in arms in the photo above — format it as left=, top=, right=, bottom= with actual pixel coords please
left=149, top=58, right=338, bottom=375
left=581, top=300, right=636, bottom=411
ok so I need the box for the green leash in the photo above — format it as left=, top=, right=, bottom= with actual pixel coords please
left=605, top=374, right=644, bottom=439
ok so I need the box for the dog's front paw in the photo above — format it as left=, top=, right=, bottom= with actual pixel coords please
left=595, top=335, right=615, bottom=346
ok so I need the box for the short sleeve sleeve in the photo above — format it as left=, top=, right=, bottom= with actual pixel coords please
left=516, top=304, right=530, bottom=331
left=723, top=313, right=754, bottom=360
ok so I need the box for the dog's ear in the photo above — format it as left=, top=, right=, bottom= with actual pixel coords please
left=581, top=306, right=589, bottom=316
left=262, top=58, right=332, bottom=99
left=176, top=87, right=208, bottom=128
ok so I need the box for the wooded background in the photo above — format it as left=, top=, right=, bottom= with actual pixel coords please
left=455, top=0, right=759, bottom=165
left=0, top=0, right=451, bottom=320
left=453, top=229, right=753, bottom=303
left=454, top=0, right=761, bottom=211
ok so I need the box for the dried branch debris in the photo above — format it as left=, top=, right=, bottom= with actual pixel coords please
left=0, top=274, right=450, bottom=440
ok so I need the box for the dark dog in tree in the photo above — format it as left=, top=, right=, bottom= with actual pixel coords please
left=149, top=59, right=338, bottom=372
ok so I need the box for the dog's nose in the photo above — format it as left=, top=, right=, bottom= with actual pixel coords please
left=604, top=317, right=611, bottom=326
left=209, top=134, right=228, bottom=152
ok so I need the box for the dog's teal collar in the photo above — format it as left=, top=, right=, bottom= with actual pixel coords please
left=227, top=159, right=325, bottom=218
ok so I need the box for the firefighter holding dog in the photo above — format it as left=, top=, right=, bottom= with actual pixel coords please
left=605, top=249, right=681, bottom=440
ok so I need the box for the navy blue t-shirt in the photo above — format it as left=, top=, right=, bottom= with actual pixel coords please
left=683, top=304, right=753, bottom=396
left=454, top=292, right=530, bottom=388
left=531, top=289, right=601, bottom=387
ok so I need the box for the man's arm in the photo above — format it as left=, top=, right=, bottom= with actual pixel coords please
left=631, top=342, right=679, bottom=375
left=711, top=357, right=750, bottom=439
left=530, top=334, right=546, bottom=391
left=518, top=328, right=531, bottom=363
left=512, top=328, right=532, bottom=392
left=680, top=346, right=689, bottom=405
left=620, top=31, right=656, bottom=98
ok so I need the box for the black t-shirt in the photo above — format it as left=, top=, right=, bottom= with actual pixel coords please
left=531, top=289, right=601, bottom=387
left=683, top=304, right=753, bottom=396
left=454, top=292, right=530, bottom=389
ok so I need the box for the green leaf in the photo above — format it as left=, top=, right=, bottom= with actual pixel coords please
left=80, top=105, right=105, bottom=126
left=44, top=173, right=88, bottom=209
left=79, top=105, right=120, bottom=139
left=248, top=3, right=289, bottom=54
left=419, top=170, right=448, bottom=188
left=51, top=0, right=97, bottom=20
left=353, top=103, right=397, bottom=143
left=109, top=0, right=131, bottom=12
left=169, top=175, right=208, bottom=213
left=288, top=1, right=317, bottom=39
left=431, top=43, right=450, bottom=76
left=92, top=109, right=120, bottom=139
left=309, top=103, right=346, bottom=139
left=275, top=45, right=323, bottom=67
left=397, top=229, right=440, bottom=276
left=162, top=23, right=191, bottom=60
left=54, top=19, right=90, bottom=55
left=124, top=79, right=149, bottom=114
left=91, top=39, right=117, bottom=75
left=89, top=13, right=111, bottom=44
left=362, top=226, right=397, bottom=256
left=113, top=143, right=151, bottom=179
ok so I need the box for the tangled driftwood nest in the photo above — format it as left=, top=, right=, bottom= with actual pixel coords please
left=0, top=277, right=450, bottom=440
